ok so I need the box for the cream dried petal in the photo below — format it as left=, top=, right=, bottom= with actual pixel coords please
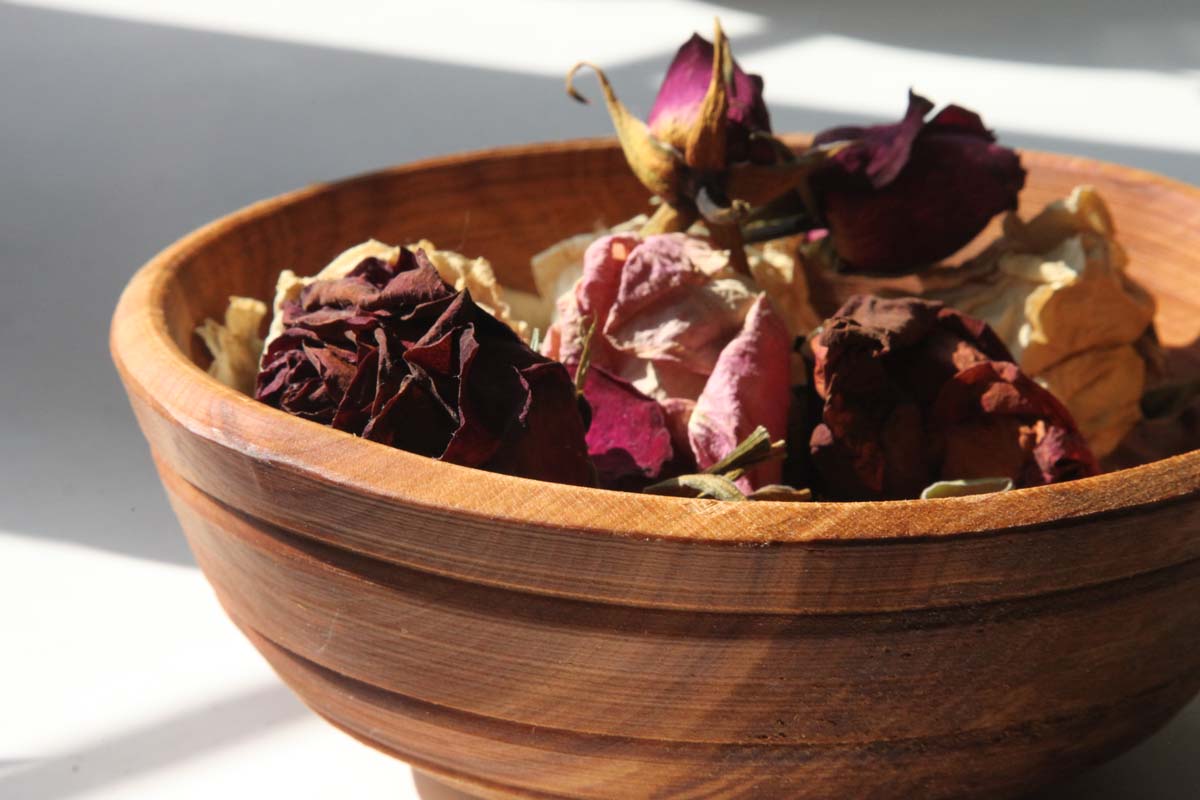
left=1036, top=344, right=1145, bottom=458
left=196, top=296, right=267, bottom=395
left=1001, top=185, right=1114, bottom=251
left=318, top=239, right=400, bottom=280
left=1018, top=233, right=1154, bottom=376
left=746, top=234, right=823, bottom=339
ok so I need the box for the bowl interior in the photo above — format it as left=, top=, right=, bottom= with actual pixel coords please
left=164, top=139, right=1200, bottom=374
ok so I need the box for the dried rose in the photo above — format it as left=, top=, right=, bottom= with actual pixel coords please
left=926, top=186, right=1156, bottom=456
left=544, top=232, right=791, bottom=490
left=566, top=21, right=830, bottom=265
left=811, top=91, right=1026, bottom=274
left=646, top=32, right=772, bottom=164
left=809, top=295, right=1097, bottom=500
left=256, top=246, right=594, bottom=486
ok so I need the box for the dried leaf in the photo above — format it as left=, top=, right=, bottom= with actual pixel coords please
left=748, top=484, right=813, bottom=502
left=920, top=477, right=1013, bottom=500
left=643, top=473, right=745, bottom=501
left=566, top=61, right=683, bottom=202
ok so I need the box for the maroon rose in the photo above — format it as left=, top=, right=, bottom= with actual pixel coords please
left=256, top=247, right=594, bottom=486
left=811, top=92, right=1026, bottom=274
left=808, top=295, right=1096, bottom=500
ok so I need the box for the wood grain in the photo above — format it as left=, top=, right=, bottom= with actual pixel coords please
left=111, top=139, right=1200, bottom=798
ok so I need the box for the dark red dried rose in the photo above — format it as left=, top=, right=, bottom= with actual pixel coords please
left=812, top=91, right=1026, bottom=274
left=808, top=295, right=1097, bottom=500
left=256, top=247, right=594, bottom=486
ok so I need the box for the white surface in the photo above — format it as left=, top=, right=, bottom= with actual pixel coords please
left=0, top=534, right=424, bottom=799
left=2, top=2, right=1198, bottom=799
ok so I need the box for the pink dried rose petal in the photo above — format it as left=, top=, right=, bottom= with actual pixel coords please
left=605, top=234, right=753, bottom=373
left=812, top=91, right=1026, bottom=274
left=543, top=234, right=638, bottom=367
left=544, top=232, right=792, bottom=488
left=688, top=295, right=791, bottom=491
left=577, top=365, right=675, bottom=490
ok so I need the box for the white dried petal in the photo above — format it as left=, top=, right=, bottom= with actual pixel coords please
left=746, top=234, right=823, bottom=339
left=196, top=296, right=267, bottom=395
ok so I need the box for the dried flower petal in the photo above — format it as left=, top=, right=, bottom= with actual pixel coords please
left=812, top=91, right=1025, bottom=274
left=605, top=234, right=754, bottom=373
left=647, top=31, right=771, bottom=164
left=689, top=295, right=791, bottom=490
left=929, top=187, right=1156, bottom=456
left=411, top=239, right=531, bottom=341
left=545, top=232, right=792, bottom=490
left=577, top=365, right=675, bottom=489
left=196, top=296, right=267, bottom=395
left=932, top=361, right=1099, bottom=485
left=264, top=240, right=401, bottom=352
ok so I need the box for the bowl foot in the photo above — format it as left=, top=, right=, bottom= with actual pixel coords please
left=412, top=769, right=496, bottom=800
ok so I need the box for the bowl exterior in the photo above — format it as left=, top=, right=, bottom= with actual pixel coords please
left=112, top=140, right=1200, bottom=799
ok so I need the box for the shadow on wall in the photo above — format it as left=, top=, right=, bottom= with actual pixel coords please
left=709, top=0, right=1200, bottom=70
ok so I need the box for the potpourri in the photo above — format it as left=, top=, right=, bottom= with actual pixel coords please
left=197, top=20, right=1193, bottom=501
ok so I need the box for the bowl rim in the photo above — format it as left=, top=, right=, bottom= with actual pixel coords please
left=111, top=137, right=1200, bottom=544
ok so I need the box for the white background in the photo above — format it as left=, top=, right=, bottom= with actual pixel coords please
left=2, top=1, right=1198, bottom=797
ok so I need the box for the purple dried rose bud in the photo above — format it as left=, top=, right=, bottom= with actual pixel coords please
left=256, top=247, right=594, bottom=486
left=812, top=91, right=1026, bottom=274
left=808, top=295, right=1096, bottom=500
left=647, top=32, right=773, bottom=164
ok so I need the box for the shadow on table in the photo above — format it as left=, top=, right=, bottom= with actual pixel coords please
left=0, top=684, right=305, bottom=799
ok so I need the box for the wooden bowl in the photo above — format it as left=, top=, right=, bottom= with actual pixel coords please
left=111, top=138, right=1200, bottom=799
